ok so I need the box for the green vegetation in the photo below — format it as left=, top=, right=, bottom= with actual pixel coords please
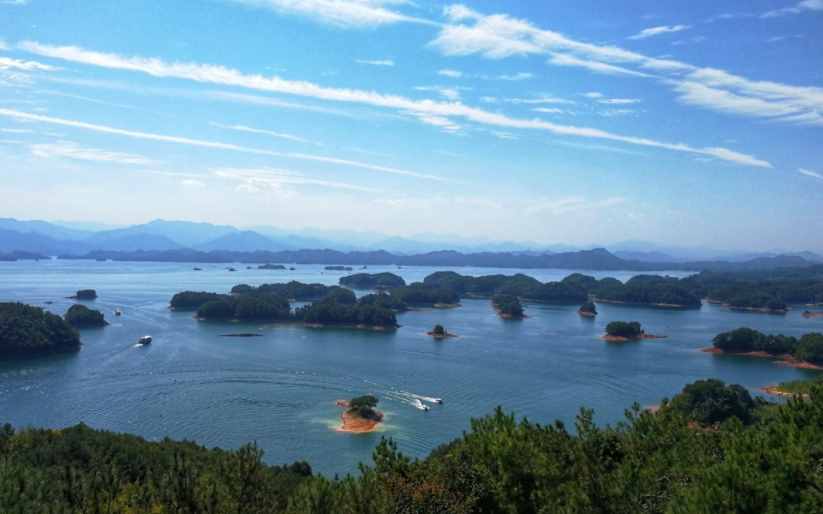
left=64, top=304, right=108, bottom=328
left=665, top=378, right=761, bottom=426
left=4, top=380, right=823, bottom=513
left=594, top=275, right=702, bottom=308
left=295, top=295, right=397, bottom=328
left=72, top=289, right=98, bottom=300
left=0, top=302, right=80, bottom=357
left=357, top=292, right=408, bottom=312
left=339, top=272, right=406, bottom=289
left=579, top=301, right=597, bottom=315
left=492, top=294, right=524, bottom=319
left=197, top=294, right=292, bottom=322
left=772, top=375, right=823, bottom=395
left=389, top=282, right=459, bottom=307
left=605, top=321, right=643, bottom=338
left=347, top=395, right=381, bottom=420
left=259, top=263, right=287, bottom=270
left=171, top=291, right=229, bottom=310
left=251, top=281, right=336, bottom=301
left=431, top=324, right=446, bottom=336
left=712, top=328, right=823, bottom=364
left=683, top=266, right=823, bottom=310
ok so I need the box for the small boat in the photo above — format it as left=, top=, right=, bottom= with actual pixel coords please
left=413, top=399, right=430, bottom=411
left=227, top=267, right=236, bottom=272
left=115, top=308, right=123, bottom=316
left=430, top=398, right=443, bottom=405
left=193, top=267, right=203, bottom=271
left=137, top=335, right=152, bottom=346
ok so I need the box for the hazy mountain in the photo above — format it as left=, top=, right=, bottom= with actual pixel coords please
left=91, top=219, right=239, bottom=247
left=0, top=228, right=71, bottom=254
left=196, top=231, right=291, bottom=252
left=83, top=232, right=183, bottom=252
left=614, top=250, right=678, bottom=263
left=0, top=218, right=93, bottom=241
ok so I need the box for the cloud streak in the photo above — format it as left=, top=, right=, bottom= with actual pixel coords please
left=210, top=121, right=317, bottom=145
left=16, top=42, right=770, bottom=167
left=29, top=140, right=155, bottom=165
left=0, top=108, right=446, bottom=180
left=226, top=0, right=435, bottom=27
left=628, top=25, right=690, bottom=40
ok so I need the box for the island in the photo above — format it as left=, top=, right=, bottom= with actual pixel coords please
left=336, top=395, right=383, bottom=433
left=602, top=321, right=665, bottom=342
left=295, top=292, right=397, bottom=330
left=803, top=310, right=823, bottom=319
left=70, top=289, right=98, bottom=300
left=258, top=263, right=287, bottom=270
left=578, top=301, right=597, bottom=318
left=390, top=283, right=460, bottom=308
left=492, top=294, right=524, bottom=319
left=339, top=272, right=406, bottom=290
left=0, top=302, right=81, bottom=358
left=64, top=304, right=108, bottom=328
left=427, top=324, right=456, bottom=339
left=324, top=265, right=353, bottom=271
left=705, top=327, right=823, bottom=370
left=593, top=275, right=701, bottom=309
left=662, top=378, right=761, bottom=427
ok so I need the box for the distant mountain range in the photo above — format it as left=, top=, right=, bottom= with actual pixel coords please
left=0, top=217, right=820, bottom=271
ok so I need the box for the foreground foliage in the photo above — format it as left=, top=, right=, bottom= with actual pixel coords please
left=3, top=380, right=823, bottom=513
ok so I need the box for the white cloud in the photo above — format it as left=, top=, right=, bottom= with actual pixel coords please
left=0, top=108, right=445, bottom=180
left=599, top=109, right=636, bottom=117
left=427, top=7, right=823, bottom=127
left=29, top=140, right=155, bottom=165
left=0, top=57, right=57, bottom=71
left=15, top=43, right=771, bottom=167
left=414, top=85, right=464, bottom=101
left=525, top=196, right=626, bottom=215
left=226, top=0, right=434, bottom=27
left=628, top=25, right=690, bottom=40
left=762, top=0, right=823, bottom=18
left=597, top=98, right=640, bottom=105
left=213, top=167, right=381, bottom=193
left=497, top=72, right=533, bottom=81
left=180, top=178, right=206, bottom=189
left=798, top=168, right=823, bottom=180
left=438, top=68, right=463, bottom=78
left=0, top=127, right=33, bottom=134
left=492, top=131, right=517, bottom=140
left=210, top=121, right=316, bottom=145
left=1, top=0, right=30, bottom=5
left=583, top=92, right=604, bottom=99
left=533, top=107, right=563, bottom=114
left=505, top=95, right=575, bottom=105
left=355, top=59, right=395, bottom=66
left=548, top=53, right=652, bottom=78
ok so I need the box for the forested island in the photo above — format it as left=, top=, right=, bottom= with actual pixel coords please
left=258, top=263, right=287, bottom=270
left=2, top=379, right=821, bottom=512
left=69, top=289, right=98, bottom=300
left=578, top=301, right=597, bottom=317
left=336, top=395, right=384, bottom=433
left=0, top=302, right=80, bottom=357
left=603, top=321, right=665, bottom=342
left=708, top=327, right=823, bottom=369
left=171, top=282, right=397, bottom=329
left=64, top=304, right=108, bottom=328
left=492, top=294, right=524, bottom=319
left=339, top=272, right=406, bottom=290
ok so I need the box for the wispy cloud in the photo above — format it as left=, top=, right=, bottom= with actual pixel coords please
left=762, top=0, right=823, bottom=18
left=0, top=0, right=30, bottom=5
left=213, top=167, right=381, bottom=193
left=29, top=140, right=155, bottom=165
left=427, top=7, right=823, bottom=128
left=0, top=108, right=445, bottom=180
left=355, top=58, right=395, bottom=66
left=497, top=72, right=533, bottom=81
left=628, top=25, right=690, bottom=40
left=798, top=168, right=823, bottom=180
left=414, top=85, right=463, bottom=101
left=597, top=98, right=640, bottom=105
left=438, top=68, right=463, bottom=78
left=225, top=0, right=434, bottom=27
left=16, top=42, right=771, bottom=167
left=0, top=57, right=57, bottom=71
left=525, top=196, right=626, bottom=215
left=532, top=107, right=564, bottom=114
left=210, top=121, right=317, bottom=145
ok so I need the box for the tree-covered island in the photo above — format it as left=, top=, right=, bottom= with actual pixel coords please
left=339, top=272, right=406, bottom=290
left=603, top=321, right=666, bottom=342
left=492, top=294, right=525, bottom=319
left=336, top=395, right=384, bottom=433
left=708, top=327, right=823, bottom=369
left=64, top=304, right=108, bottom=328
left=578, top=301, right=598, bottom=317
left=0, top=302, right=80, bottom=358
left=69, top=289, right=98, bottom=300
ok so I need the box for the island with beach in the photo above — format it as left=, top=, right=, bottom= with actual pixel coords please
left=602, top=321, right=666, bottom=342
left=336, top=395, right=383, bottom=433
left=703, top=327, right=823, bottom=370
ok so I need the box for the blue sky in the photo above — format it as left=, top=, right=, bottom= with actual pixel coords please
left=1, top=0, right=822, bottom=251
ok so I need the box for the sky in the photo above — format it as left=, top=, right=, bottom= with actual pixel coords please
left=1, top=0, right=822, bottom=251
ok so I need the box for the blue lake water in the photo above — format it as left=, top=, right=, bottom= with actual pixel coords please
left=0, top=260, right=819, bottom=475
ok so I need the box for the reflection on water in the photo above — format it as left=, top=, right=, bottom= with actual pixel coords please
left=0, top=260, right=818, bottom=475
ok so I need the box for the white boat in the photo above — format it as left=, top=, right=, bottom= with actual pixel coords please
left=137, top=335, right=152, bottom=346
left=115, top=308, right=123, bottom=316
left=413, top=399, right=430, bottom=411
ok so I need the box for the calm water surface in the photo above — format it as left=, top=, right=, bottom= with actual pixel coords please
left=0, top=260, right=818, bottom=475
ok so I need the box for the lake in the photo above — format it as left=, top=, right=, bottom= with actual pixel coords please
left=0, top=260, right=817, bottom=475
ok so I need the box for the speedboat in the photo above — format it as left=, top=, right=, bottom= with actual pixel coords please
left=115, top=308, right=123, bottom=316
left=413, top=399, right=430, bottom=411
left=137, top=335, right=152, bottom=346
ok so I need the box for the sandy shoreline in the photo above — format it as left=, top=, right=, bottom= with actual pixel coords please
left=335, top=400, right=384, bottom=434
left=802, top=311, right=823, bottom=319
left=702, top=347, right=823, bottom=371
left=602, top=333, right=667, bottom=342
